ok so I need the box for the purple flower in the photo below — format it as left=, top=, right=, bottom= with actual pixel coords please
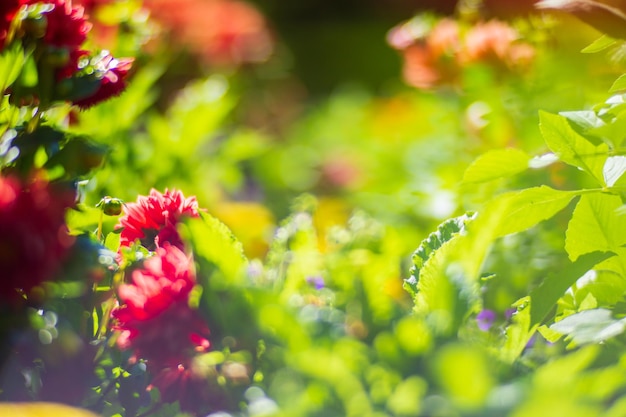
left=306, top=276, right=325, bottom=290
left=476, top=309, right=496, bottom=331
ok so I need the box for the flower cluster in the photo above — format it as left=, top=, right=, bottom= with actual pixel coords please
left=1, top=0, right=133, bottom=109
left=112, top=244, right=210, bottom=368
left=388, top=17, right=535, bottom=89
left=143, top=0, right=273, bottom=67
left=112, top=189, right=216, bottom=413
left=115, top=188, right=200, bottom=251
left=0, top=174, right=75, bottom=304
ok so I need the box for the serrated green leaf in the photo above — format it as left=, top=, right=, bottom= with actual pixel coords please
left=551, top=308, right=626, bottom=345
left=489, top=186, right=580, bottom=238
left=539, top=111, right=608, bottom=185
left=406, top=213, right=475, bottom=297
left=412, top=236, right=476, bottom=335
left=462, top=148, right=530, bottom=184
left=610, top=74, right=626, bottom=93
left=182, top=212, right=247, bottom=284
left=581, top=35, right=617, bottom=53
left=565, top=194, right=626, bottom=261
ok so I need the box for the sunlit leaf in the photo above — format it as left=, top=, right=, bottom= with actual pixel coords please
left=565, top=193, right=626, bottom=260
left=462, top=148, right=530, bottom=184
left=530, top=251, right=614, bottom=327
left=488, top=186, right=580, bottom=238
left=603, top=156, right=626, bottom=186
left=610, top=74, right=626, bottom=93
left=581, top=35, right=617, bottom=53
left=551, top=308, right=626, bottom=344
left=502, top=251, right=613, bottom=362
left=539, top=111, right=608, bottom=185
left=0, top=41, right=27, bottom=92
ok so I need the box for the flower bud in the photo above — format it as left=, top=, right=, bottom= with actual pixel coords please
left=99, top=196, right=123, bottom=216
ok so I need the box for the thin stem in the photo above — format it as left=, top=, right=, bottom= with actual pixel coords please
left=97, top=208, right=104, bottom=242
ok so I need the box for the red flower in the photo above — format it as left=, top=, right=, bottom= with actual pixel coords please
left=0, top=0, right=26, bottom=47
left=0, top=174, right=75, bottom=304
left=72, top=52, right=133, bottom=109
left=116, top=189, right=199, bottom=251
left=115, top=245, right=195, bottom=321
left=41, top=0, right=91, bottom=49
left=112, top=245, right=210, bottom=368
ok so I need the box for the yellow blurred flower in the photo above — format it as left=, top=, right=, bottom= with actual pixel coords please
left=211, top=201, right=275, bottom=259
left=0, top=403, right=100, bottom=417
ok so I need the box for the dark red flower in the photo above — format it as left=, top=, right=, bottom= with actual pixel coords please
left=116, top=189, right=199, bottom=251
left=72, top=52, right=133, bottom=109
left=41, top=0, right=91, bottom=49
left=0, top=174, right=76, bottom=304
left=112, top=245, right=210, bottom=368
left=0, top=0, right=26, bottom=47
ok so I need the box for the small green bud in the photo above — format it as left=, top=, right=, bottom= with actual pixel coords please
left=98, top=196, right=124, bottom=216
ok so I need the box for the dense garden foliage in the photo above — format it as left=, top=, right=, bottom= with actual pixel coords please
left=3, top=0, right=626, bottom=416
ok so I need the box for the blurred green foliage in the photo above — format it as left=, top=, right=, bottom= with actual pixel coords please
left=7, top=0, right=626, bottom=416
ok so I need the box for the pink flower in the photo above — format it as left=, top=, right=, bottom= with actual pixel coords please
left=72, top=52, right=133, bottom=109
left=116, top=189, right=199, bottom=251
left=112, top=245, right=210, bottom=369
left=0, top=174, right=75, bottom=304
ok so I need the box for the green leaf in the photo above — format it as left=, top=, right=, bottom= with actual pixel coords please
left=550, top=308, right=626, bottom=345
left=603, top=156, right=626, bottom=187
left=488, top=186, right=580, bottom=238
left=560, top=110, right=605, bottom=131
left=502, top=251, right=613, bottom=362
left=0, top=41, right=27, bottom=92
left=581, top=35, right=617, bottom=53
left=182, top=212, right=247, bottom=284
left=530, top=251, right=614, bottom=328
left=539, top=111, right=608, bottom=185
left=406, top=213, right=475, bottom=297
left=104, top=231, right=120, bottom=252
left=565, top=193, right=626, bottom=261
left=462, top=148, right=530, bottom=184
left=610, top=74, right=626, bottom=93
left=412, top=235, right=476, bottom=335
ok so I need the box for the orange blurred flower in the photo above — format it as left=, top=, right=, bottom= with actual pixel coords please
left=459, top=20, right=535, bottom=68
left=389, top=16, right=535, bottom=90
left=143, top=0, right=273, bottom=66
